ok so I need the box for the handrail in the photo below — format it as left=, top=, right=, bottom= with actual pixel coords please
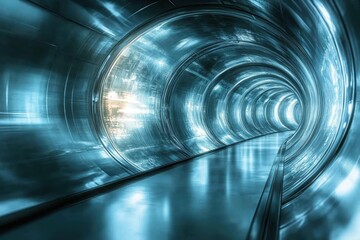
left=246, top=143, right=287, bottom=240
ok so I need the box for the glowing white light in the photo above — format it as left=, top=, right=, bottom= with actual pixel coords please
left=129, top=74, right=137, bottom=81
left=156, top=59, right=166, bottom=67
left=175, top=38, right=200, bottom=50
left=122, top=94, right=137, bottom=103
left=119, top=106, right=148, bottom=115
left=317, top=3, right=336, bottom=33
left=220, top=112, right=226, bottom=122
left=348, top=102, right=354, bottom=115
left=104, top=2, right=120, bottom=17
left=285, top=99, right=299, bottom=126
left=199, top=145, right=210, bottom=152
left=93, top=19, right=115, bottom=37
left=330, top=64, right=338, bottom=85
left=128, top=191, right=144, bottom=204
left=329, top=104, right=339, bottom=128
left=108, top=91, right=118, bottom=99
left=235, top=31, right=255, bottom=41
left=249, top=0, right=264, bottom=9
left=273, top=95, right=288, bottom=127
left=213, top=84, right=221, bottom=91
left=335, top=167, right=360, bottom=196
left=194, top=127, right=206, bottom=136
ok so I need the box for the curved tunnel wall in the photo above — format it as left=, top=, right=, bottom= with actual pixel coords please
left=94, top=10, right=303, bottom=172
left=0, top=0, right=359, bottom=238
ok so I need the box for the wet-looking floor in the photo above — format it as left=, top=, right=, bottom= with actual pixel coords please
left=2, top=132, right=291, bottom=240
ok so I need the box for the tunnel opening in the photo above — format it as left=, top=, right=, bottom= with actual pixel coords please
left=93, top=4, right=354, bottom=203
left=90, top=3, right=355, bottom=235
left=0, top=0, right=359, bottom=239
left=93, top=7, right=302, bottom=168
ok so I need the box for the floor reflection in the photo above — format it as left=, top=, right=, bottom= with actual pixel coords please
left=2, top=132, right=291, bottom=240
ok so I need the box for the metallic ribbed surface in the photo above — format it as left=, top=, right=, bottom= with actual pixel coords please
left=0, top=0, right=360, bottom=239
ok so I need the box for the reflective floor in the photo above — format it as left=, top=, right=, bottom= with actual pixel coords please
left=1, top=132, right=291, bottom=240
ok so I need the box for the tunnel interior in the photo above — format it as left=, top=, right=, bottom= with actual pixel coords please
left=1, top=0, right=360, bottom=239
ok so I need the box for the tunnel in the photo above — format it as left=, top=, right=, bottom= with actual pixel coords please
left=0, top=0, right=359, bottom=239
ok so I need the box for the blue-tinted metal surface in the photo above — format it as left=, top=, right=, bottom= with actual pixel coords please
left=1, top=133, right=291, bottom=240
left=0, top=0, right=359, bottom=239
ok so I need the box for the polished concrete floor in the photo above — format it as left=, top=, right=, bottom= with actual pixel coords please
left=1, top=132, right=291, bottom=240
